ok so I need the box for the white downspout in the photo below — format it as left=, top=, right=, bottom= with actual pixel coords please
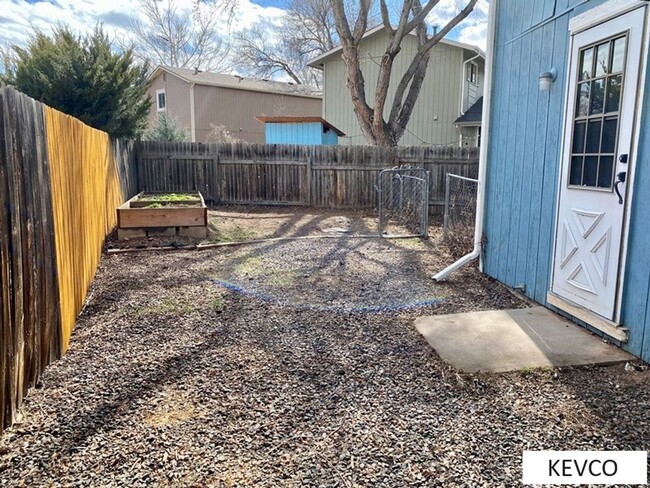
left=190, top=82, right=196, bottom=142
left=433, top=0, right=498, bottom=282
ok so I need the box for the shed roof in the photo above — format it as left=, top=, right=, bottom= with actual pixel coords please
left=455, top=97, right=483, bottom=126
left=308, top=25, right=485, bottom=68
left=152, top=66, right=322, bottom=99
left=255, top=116, right=345, bottom=136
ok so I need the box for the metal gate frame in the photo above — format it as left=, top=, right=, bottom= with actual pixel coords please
left=378, top=168, right=430, bottom=238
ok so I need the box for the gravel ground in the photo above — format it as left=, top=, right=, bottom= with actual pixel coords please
left=1, top=217, right=649, bottom=487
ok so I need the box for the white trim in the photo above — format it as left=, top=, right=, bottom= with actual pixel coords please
left=551, top=5, right=648, bottom=331
left=155, top=88, right=166, bottom=112
left=189, top=83, right=196, bottom=143
left=569, top=0, right=647, bottom=33
left=460, top=53, right=482, bottom=115
left=616, top=5, right=649, bottom=321
left=307, top=25, right=485, bottom=68
left=549, top=21, right=580, bottom=310
left=547, top=293, right=629, bottom=342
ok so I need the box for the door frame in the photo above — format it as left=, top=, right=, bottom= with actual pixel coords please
left=548, top=0, right=649, bottom=339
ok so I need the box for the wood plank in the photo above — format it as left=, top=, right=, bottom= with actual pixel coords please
left=118, top=207, right=207, bottom=228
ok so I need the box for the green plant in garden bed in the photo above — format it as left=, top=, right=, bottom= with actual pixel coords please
left=138, top=193, right=201, bottom=202
left=144, top=202, right=199, bottom=208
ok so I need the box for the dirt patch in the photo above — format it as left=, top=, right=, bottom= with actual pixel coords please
left=1, top=208, right=647, bottom=487
left=108, top=205, right=380, bottom=250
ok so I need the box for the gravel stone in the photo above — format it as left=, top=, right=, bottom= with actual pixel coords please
left=1, top=212, right=648, bottom=487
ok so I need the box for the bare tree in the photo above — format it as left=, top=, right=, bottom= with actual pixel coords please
left=129, top=0, right=236, bottom=72
left=332, top=0, right=478, bottom=146
left=235, top=0, right=338, bottom=87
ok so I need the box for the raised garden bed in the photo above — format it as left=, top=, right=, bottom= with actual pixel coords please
left=117, top=192, right=208, bottom=240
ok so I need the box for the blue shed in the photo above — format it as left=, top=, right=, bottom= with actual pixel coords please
left=256, top=116, right=345, bottom=145
left=460, top=0, right=650, bottom=362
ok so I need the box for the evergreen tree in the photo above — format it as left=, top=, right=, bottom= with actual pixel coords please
left=3, top=26, right=151, bottom=139
left=145, top=112, right=188, bottom=142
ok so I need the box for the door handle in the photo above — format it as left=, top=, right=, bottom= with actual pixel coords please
left=614, top=171, right=626, bottom=204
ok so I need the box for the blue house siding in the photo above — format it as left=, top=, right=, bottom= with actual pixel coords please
left=264, top=121, right=339, bottom=145
left=483, top=0, right=650, bottom=360
left=484, top=1, right=570, bottom=304
left=322, top=130, right=338, bottom=145
left=265, top=122, right=323, bottom=145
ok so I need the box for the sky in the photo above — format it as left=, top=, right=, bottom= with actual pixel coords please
left=0, top=0, right=489, bottom=62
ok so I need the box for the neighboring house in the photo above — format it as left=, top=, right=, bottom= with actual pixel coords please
left=307, top=26, right=485, bottom=147
left=255, top=116, right=345, bottom=145
left=148, top=66, right=322, bottom=143
left=479, top=0, right=650, bottom=362
left=455, top=97, right=482, bottom=147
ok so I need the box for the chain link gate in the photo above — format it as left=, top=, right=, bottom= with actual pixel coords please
left=378, top=168, right=430, bottom=238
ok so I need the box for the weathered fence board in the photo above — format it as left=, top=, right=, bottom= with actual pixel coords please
left=137, top=142, right=479, bottom=213
left=0, top=86, right=137, bottom=434
left=0, top=87, right=62, bottom=431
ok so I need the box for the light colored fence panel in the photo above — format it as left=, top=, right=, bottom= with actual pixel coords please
left=45, top=107, right=131, bottom=351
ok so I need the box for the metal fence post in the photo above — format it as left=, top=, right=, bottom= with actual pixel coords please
left=443, top=173, right=450, bottom=235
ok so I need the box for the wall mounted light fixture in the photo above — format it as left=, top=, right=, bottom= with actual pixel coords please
left=539, top=67, right=557, bottom=91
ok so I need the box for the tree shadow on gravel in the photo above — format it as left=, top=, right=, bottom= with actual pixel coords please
left=40, top=301, right=405, bottom=465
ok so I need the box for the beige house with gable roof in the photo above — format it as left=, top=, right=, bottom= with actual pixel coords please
left=147, top=66, right=322, bottom=143
left=308, top=26, right=485, bottom=147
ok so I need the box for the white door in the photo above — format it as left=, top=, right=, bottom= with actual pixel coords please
left=551, top=8, right=645, bottom=321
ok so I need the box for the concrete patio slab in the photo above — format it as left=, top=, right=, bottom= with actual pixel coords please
left=415, top=307, right=633, bottom=373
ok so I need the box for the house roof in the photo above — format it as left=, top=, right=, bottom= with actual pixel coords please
left=255, top=116, right=345, bottom=136
left=308, top=25, right=485, bottom=68
left=152, top=66, right=322, bottom=99
left=455, top=97, right=483, bottom=126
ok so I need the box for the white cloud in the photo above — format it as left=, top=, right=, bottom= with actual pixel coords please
left=0, top=0, right=287, bottom=50
left=426, top=0, right=489, bottom=50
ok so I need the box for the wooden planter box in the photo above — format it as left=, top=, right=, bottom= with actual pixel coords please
left=117, top=192, right=208, bottom=240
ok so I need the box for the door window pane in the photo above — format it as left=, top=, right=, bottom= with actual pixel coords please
left=570, top=156, right=584, bottom=186
left=601, top=117, right=618, bottom=153
left=595, top=42, right=610, bottom=76
left=573, top=121, right=586, bottom=153
left=576, top=82, right=590, bottom=116
left=585, top=120, right=602, bottom=153
left=579, top=47, right=593, bottom=80
left=568, top=36, right=625, bottom=190
left=589, top=78, right=605, bottom=114
left=583, top=156, right=598, bottom=186
left=597, top=156, right=614, bottom=188
left=611, top=37, right=626, bottom=73
left=605, top=75, right=622, bottom=113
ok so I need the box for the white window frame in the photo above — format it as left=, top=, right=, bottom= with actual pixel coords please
left=156, top=89, right=166, bottom=112
left=468, top=62, right=478, bottom=85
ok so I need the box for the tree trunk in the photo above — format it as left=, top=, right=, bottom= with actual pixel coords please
left=332, top=0, right=478, bottom=147
left=340, top=45, right=376, bottom=145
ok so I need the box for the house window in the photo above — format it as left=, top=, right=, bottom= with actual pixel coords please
left=468, top=62, right=478, bottom=85
left=156, top=89, right=166, bottom=111
left=569, top=35, right=626, bottom=190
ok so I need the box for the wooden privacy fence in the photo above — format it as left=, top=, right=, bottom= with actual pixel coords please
left=0, top=86, right=137, bottom=434
left=138, top=142, right=479, bottom=214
